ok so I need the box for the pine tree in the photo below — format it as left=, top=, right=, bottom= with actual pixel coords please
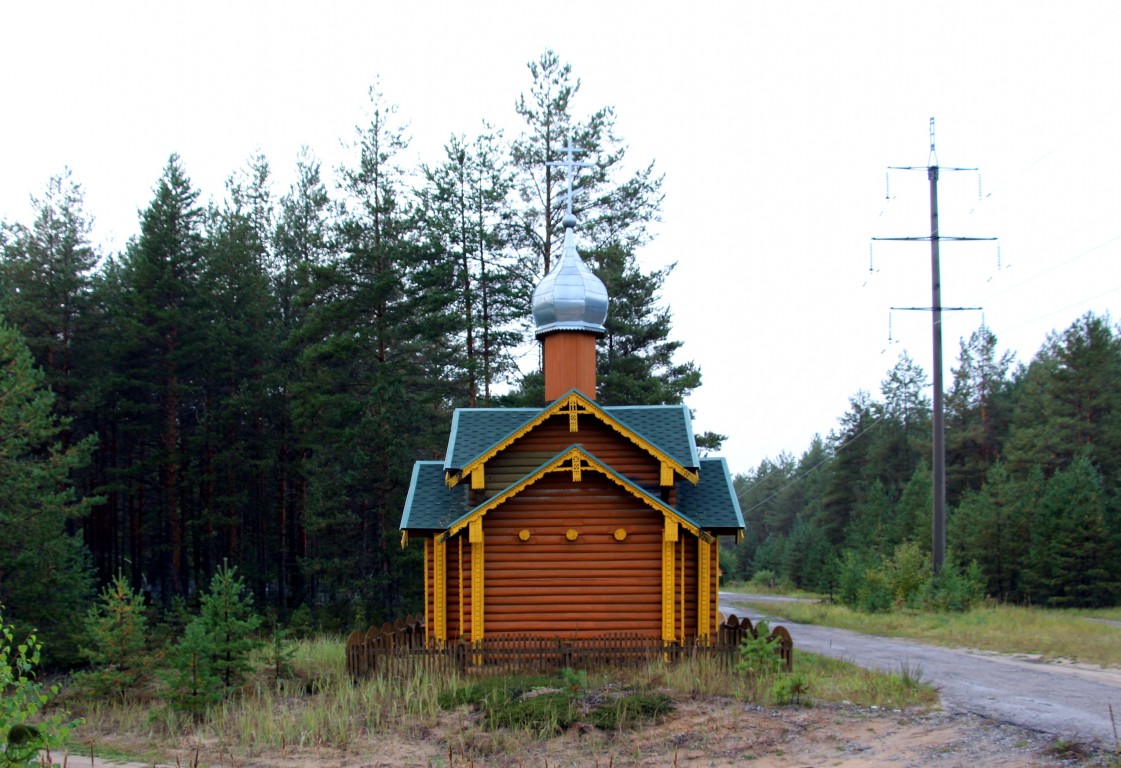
left=0, top=169, right=99, bottom=430
left=1005, top=313, right=1121, bottom=485
left=0, top=317, right=94, bottom=663
left=421, top=130, right=523, bottom=406
left=945, top=327, right=1016, bottom=504
left=585, top=244, right=701, bottom=405
left=510, top=50, right=663, bottom=276
left=114, top=154, right=206, bottom=599
left=195, top=562, right=262, bottom=691
left=81, top=573, right=149, bottom=699
left=1027, top=457, right=1119, bottom=607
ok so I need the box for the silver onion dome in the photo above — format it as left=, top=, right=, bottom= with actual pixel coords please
left=531, top=214, right=609, bottom=337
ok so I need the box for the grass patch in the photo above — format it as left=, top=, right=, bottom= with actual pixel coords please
left=68, top=634, right=937, bottom=762
left=438, top=672, right=675, bottom=735
left=729, top=595, right=1121, bottom=667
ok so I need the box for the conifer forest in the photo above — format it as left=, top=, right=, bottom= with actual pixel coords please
left=1, top=51, right=1118, bottom=668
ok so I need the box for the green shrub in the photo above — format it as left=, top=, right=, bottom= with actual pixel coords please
left=736, top=620, right=782, bottom=677
left=770, top=672, right=809, bottom=705
left=857, top=568, right=894, bottom=613
left=1, top=610, right=79, bottom=766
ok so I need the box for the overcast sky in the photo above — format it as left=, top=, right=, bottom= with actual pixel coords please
left=2, top=1, right=1119, bottom=475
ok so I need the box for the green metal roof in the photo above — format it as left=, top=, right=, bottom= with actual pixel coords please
left=443, top=394, right=699, bottom=471
left=675, top=457, right=745, bottom=533
left=605, top=403, right=699, bottom=469
left=403, top=453, right=744, bottom=535
left=399, top=461, right=474, bottom=530
left=443, top=408, right=539, bottom=472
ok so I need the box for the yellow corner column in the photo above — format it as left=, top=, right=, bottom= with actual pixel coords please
left=423, top=538, right=430, bottom=641
left=470, top=518, right=485, bottom=642
left=662, top=519, right=678, bottom=642
left=698, top=538, right=711, bottom=638
left=433, top=538, right=447, bottom=644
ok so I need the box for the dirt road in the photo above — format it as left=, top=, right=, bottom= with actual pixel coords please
left=721, top=592, right=1121, bottom=748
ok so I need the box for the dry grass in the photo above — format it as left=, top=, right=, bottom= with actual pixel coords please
left=65, top=634, right=937, bottom=764
left=731, top=597, right=1121, bottom=667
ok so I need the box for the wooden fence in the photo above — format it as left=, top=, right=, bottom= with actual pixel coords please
left=346, top=613, right=792, bottom=678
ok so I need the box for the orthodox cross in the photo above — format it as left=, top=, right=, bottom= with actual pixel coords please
left=546, top=136, right=596, bottom=217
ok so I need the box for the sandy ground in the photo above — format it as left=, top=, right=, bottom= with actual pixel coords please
left=55, top=698, right=1107, bottom=768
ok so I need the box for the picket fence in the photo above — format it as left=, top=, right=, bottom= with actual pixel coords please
left=345, top=614, right=793, bottom=678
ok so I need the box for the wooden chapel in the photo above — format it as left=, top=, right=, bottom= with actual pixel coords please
left=399, top=201, right=745, bottom=647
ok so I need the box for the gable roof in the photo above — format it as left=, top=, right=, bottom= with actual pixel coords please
left=436, top=445, right=713, bottom=544
left=399, top=461, right=473, bottom=531
left=444, top=390, right=700, bottom=486
left=675, top=457, right=745, bottom=533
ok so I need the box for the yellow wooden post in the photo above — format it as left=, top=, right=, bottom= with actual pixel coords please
left=433, top=538, right=447, bottom=644
left=662, top=518, right=678, bottom=642
left=458, top=537, right=464, bottom=640
left=698, top=538, right=711, bottom=638
left=423, top=537, right=430, bottom=642
left=470, top=518, right=485, bottom=642
left=715, top=539, right=721, bottom=621
left=680, top=533, right=685, bottom=638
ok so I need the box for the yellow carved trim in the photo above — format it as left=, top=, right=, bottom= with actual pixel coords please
left=715, top=539, right=721, bottom=623
left=660, top=461, right=674, bottom=487
left=469, top=517, right=483, bottom=544
left=443, top=447, right=713, bottom=544
left=400, top=530, right=409, bottom=548
left=568, top=400, right=580, bottom=432
left=471, top=466, right=485, bottom=490
left=471, top=535, right=484, bottom=642
left=698, top=539, right=711, bottom=638
left=680, top=534, right=685, bottom=638
left=662, top=536, right=676, bottom=642
left=572, top=458, right=582, bottom=482
left=434, top=538, right=447, bottom=644
left=458, top=537, right=464, bottom=640
left=664, top=518, right=678, bottom=542
left=447, top=391, right=699, bottom=487
left=423, top=538, right=430, bottom=642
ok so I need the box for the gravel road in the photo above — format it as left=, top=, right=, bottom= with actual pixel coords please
left=720, top=591, right=1121, bottom=748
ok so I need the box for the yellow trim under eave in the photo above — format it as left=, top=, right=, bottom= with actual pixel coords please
left=446, top=391, right=700, bottom=488
left=440, top=447, right=714, bottom=545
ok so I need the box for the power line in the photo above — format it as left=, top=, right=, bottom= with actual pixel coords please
left=870, top=118, right=995, bottom=575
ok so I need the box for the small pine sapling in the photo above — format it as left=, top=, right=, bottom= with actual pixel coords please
left=80, top=573, right=150, bottom=700
left=195, top=562, right=262, bottom=692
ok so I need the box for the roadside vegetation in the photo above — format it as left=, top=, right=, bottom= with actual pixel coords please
left=727, top=590, right=1121, bottom=668
left=3, top=603, right=936, bottom=767
left=65, top=638, right=934, bottom=765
